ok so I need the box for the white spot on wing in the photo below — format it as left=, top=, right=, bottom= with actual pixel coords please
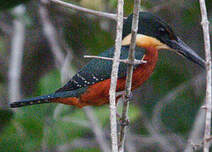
left=72, top=79, right=79, bottom=84
left=77, top=74, right=86, bottom=81
left=91, top=74, right=99, bottom=81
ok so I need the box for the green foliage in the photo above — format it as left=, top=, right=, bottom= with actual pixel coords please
left=152, top=62, right=187, bottom=95
left=161, top=90, right=203, bottom=134
left=65, top=15, right=113, bottom=56
left=0, top=109, right=13, bottom=131
left=0, top=0, right=29, bottom=10
left=36, top=70, right=61, bottom=95
left=141, top=62, right=187, bottom=114
left=73, top=148, right=100, bottom=152
left=0, top=125, right=26, bottom=152
left=182, top=1, right=200, bottom=26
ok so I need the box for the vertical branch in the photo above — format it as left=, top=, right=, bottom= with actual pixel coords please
left=109, top=0, right=124, bottom=151
left=118, top=0, right=140, bottom=151
left=8, top=5, right=26, bottom=104
left=199, top=0, right=212, bottom=152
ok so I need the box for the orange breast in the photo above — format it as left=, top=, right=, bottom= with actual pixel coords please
left=53, top=46, right=158, bottom=108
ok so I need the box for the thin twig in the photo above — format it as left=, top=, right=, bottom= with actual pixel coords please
left=50, top=0, right=117, bottom=20
left=118, top=1, right=140, bottom=151
left=84, top=55, right=146, bottom=65
left=199, top=0, right=212, bottom=152
left=109, top=0, right=124, bottom=151
left=8, top=5, right=26, bottom=104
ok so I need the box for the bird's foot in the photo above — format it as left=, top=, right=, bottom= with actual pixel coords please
left=124, top=92, right=133, bottom=101
left=116, top=112, right=130, bottom=126
left=120, top=118, right=130, bottom=127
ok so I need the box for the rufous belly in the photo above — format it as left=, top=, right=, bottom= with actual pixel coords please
left=53, top=46, right=158, bottom=108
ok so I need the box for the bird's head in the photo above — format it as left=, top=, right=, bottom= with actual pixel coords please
left=122, top=12, right=205, bottom=68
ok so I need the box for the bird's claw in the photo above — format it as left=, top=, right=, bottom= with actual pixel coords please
left=116, top=112, right=130, bottom=126
left=120, top=118, right=130, bottom=127
left=125, top=92, right=133, bottom=101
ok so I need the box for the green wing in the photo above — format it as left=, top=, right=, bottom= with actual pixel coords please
left=56, top=46, right=145, bottom=92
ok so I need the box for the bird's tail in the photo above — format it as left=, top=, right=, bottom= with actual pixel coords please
left=10, top=93, right=57, bottom=108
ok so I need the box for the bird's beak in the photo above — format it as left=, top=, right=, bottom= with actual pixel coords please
left=168, top=37, right=205, bottom=68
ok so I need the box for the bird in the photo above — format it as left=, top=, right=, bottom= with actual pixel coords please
left=10, top=12, right=205, bottom=108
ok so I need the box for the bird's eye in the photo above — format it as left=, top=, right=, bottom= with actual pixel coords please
left=158, top=27, right=167, bottom=35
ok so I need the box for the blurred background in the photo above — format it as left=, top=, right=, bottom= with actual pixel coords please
left=0, top=0, right=211, bottom=151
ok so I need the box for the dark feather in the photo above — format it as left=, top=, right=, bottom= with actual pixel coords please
left=56, top=46, right=145, bottom=92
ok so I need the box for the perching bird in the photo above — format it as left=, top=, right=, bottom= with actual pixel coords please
left=10, top=12, right=205, bottom=108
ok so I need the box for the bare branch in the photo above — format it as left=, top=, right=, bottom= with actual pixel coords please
left=39, top=0, right=65, bottom=68
left=84, top=55, right=146, bottom=65
left=50, top=0, right=117, bottom=20
left=8, top=5, right=26, bottom=104
left=118, top=1, right=140, bottom=151
left=109, top=0, right=124, bottom=151
left=198, top=0, right=212, bottom=152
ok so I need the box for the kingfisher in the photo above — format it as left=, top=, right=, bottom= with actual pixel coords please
left=10, top=12, right=205, bottom=108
